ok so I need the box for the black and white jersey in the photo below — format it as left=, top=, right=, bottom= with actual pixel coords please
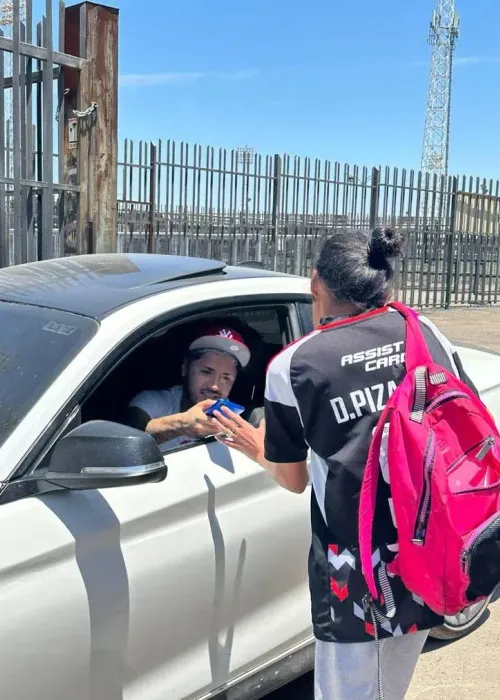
left=264, top=306, right=476, bottom=644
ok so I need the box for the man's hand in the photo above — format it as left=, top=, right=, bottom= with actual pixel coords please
left=180, top=399, right=218, bottom=439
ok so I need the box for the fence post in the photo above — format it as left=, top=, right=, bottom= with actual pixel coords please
left=147, top=143, right=157, bottom=254
left=444, top=176, right=458, bottom=309
left=63, top=2, right=119, bottom=255
left=271, top=154, right=281, bottom=270
left=369, top=167, right=380, bottom=230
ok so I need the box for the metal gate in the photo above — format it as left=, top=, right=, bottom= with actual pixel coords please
left=0, top=0, right=85, bottom=266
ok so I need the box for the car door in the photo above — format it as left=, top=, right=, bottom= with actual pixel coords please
left=102, top=438, right=312, bottom=700
left=97, top=301, right=313, bottom=699
left=0, top=432, right=311, bottom=700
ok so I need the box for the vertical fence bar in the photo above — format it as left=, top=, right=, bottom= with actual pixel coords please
left=56, top=0, right=65, bottom=257
left=19, top=14, right=28, bottom=263
left=0, top=29, right=6, bottom=267
left=369, top=167, right=380, bottom=229
left=41, top=7, right=54, bottom=260
left=147, top=142, right=156, bottom=254
left=12, top=0, right=22, bottom=264
left=444, top=176, right=458, bottom=308
left=35, top=21, right=42, bottom=260
left=25, top=0, right=34, bottom=261
left=271, top=154, right=281, bottom=271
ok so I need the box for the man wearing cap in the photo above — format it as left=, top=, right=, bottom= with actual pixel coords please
left=126, top=324, right=251, bottom=451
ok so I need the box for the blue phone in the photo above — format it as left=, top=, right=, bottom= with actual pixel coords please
left=204, top=398, right=245, bottom=417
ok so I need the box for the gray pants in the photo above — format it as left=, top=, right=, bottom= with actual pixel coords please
left=315, top=631, right=428, bottom=700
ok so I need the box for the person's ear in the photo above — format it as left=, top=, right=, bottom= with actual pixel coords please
left=311, top=269, right=320, bottom=300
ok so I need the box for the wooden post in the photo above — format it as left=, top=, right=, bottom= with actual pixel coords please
left=63, top=2, right=119, bottom=255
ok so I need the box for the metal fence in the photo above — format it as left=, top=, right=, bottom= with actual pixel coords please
left=117, top=139, right=500, bottom=308
left=2, top=1, right=500, bottom=309
left=0, top=0, right=84, bottom=266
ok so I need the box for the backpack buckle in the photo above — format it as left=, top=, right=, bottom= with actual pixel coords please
left=362, top=593, right=373, bottom=614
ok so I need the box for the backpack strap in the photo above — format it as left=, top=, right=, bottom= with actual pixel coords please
left=388, top=301, right=434, bottom=423
left=359, top=402, right=393, bottom=599
left=360, top=302, right=433, bottom=596
left=388, top=301, right=432, bottom=371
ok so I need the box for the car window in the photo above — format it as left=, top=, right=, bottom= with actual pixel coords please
left=79, top=303, right=292, bottom=455
left=0, top=302, right=98, bottom=448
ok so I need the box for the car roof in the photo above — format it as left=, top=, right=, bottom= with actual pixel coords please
left=0, top=253, right=292, bottom=319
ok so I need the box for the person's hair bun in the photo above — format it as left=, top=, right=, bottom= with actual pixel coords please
left=367, top=226, right=403, bottom=271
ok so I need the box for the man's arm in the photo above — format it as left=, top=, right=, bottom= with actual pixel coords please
left=125, top=398, right=216, bottom=444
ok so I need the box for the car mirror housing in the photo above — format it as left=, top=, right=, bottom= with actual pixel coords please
left=45, top=420, right=167, bottom=490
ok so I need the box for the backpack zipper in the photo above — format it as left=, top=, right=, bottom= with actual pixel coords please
left=461, top=511, right=500, bottom=574
left=412, top=431, right=437, bottom=545
left=476, top=436, right=495, bottom=461
left=446, top=435, right=495, bottom=475
left=454, top=436, right=500, bottom=494
left=425, top=390, right=469, bottom=414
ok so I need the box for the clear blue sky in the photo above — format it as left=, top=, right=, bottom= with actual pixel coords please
left=111, top=0, right=498, bottom=178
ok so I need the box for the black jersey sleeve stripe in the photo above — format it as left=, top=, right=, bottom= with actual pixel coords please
left=264, top=398, right=309, bottom=463
left=264, top=335, right=311, bottom=463
left=264, top=331, right=319, bottom=406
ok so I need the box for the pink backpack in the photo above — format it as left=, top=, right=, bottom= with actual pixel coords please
left=359, top=301, right=500, bottom=619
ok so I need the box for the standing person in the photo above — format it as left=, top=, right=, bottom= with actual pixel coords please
left=212, top=226, right=477, bottom=700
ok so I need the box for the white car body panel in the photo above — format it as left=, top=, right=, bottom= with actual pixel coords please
left=0, top=272, right=499, bottom=699
left=0, top=441, right=311, bottom=700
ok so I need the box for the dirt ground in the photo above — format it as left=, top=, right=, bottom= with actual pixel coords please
left=425, top=307, right=500, bottom=353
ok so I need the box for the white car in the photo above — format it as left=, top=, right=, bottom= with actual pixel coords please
left=0, top=253, right=496, bottom=700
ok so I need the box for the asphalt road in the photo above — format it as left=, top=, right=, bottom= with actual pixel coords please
left=266, top=597, right=500, bottom=699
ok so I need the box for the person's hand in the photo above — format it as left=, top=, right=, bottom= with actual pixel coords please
left=181, top=399, right=217, bottom=439
left=212, top=406, right=266, bottom=463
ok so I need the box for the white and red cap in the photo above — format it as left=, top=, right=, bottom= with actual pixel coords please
left=188, top=324, right=251, bottom=368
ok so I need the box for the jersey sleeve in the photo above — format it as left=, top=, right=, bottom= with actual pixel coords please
left=264, top=350, right=309, bottom=464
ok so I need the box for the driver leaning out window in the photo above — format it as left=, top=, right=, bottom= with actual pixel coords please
left=126, top=324, right=252, bottom=451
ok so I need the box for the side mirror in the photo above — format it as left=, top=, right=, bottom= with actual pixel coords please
left=45, top=420, right=167, bottom=490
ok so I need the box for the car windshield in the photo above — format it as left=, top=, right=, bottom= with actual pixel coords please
left=0, top=302, right=98, bottom=448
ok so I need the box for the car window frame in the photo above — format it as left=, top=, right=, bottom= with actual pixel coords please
left=112, top=301, right=299, bottom=459
left=296, top=300, right=314, bottom=335
left=6, top=294, right=307, bottom=491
